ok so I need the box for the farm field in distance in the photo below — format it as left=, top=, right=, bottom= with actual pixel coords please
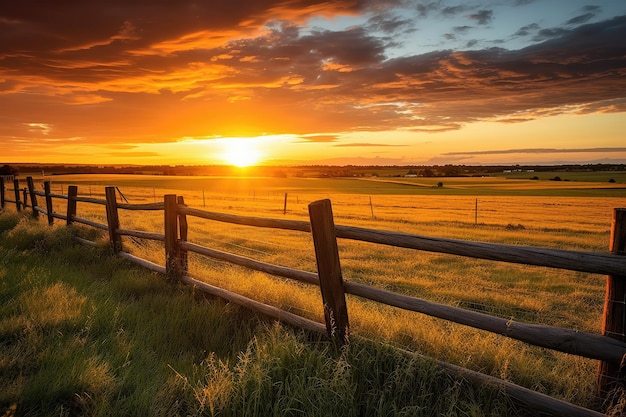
left=4, top=171, right=626, bottom=412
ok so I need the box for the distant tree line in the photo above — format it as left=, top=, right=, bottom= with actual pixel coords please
left=1, top=163, right=624, bottom=178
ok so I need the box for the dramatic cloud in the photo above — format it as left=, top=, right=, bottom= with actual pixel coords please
left=0, top=0, right=624, bottom=165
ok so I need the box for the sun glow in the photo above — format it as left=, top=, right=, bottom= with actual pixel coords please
left=220, top=138, right=263, bottom=167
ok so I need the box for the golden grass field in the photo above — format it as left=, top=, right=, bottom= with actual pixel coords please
left=17, top=173, right=626, bottom=406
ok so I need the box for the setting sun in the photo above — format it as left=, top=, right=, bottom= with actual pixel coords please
left=220, top=138, right=263, bottom=167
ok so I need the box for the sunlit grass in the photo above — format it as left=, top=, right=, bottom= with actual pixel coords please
left=0, top=216, right=520, bottom=416
left=3, top=174, right=624, bottom=412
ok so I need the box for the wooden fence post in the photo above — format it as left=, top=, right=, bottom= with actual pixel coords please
left=105, top=186, right=122, bottom=252
left=66, top=186, right=78, bottom=225
left=598, top=208, right=626, bottom=396
left=308, top=199, right=349, bottom=345
left=0, top=177, right=4, bottom=209
left=44, top=181, right=54, bottom=225
left=26, top=177, right=39, bottom=218
left=177, top=196, right=188, bottom=276
left=283, top=193, right=288, bottom=214
left=164, top=194, right=182, bottom=281
left=22, top=188, right=28, bottom=210
left=13, top=179, right=21, bottom=211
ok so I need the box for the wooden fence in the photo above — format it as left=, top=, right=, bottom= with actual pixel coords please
left=1, top=176, right=626, bottom=417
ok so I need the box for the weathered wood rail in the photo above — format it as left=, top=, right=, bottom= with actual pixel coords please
left=1, top=176, right=625, bottom=417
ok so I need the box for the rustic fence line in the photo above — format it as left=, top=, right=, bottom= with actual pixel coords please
left=1, top=176, right=625, bottom=416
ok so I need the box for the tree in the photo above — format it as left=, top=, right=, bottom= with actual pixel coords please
left=0, top=164, right=17, bottom=176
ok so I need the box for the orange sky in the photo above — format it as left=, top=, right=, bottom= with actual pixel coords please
left=1, top=1, right=625, bottom=166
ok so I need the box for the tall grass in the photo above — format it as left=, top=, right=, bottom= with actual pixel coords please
left=98, top=190, right=609, bottom=407
left=0, top=212, right=528, bottom=416
left=3, top=176, right=621, bottom=412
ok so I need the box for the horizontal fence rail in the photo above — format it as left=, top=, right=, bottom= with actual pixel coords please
left=1, top=177, right=624, bottom=417
left=180, top=241, right=319, bottom=286
left=180, top=206, right=311, bottom=232
left=335, top=226, right=626, bottom=277
left=342, top=280, right=626, bottom=363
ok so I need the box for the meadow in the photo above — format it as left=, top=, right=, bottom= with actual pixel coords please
left=2, top=172, right=626, bottom=415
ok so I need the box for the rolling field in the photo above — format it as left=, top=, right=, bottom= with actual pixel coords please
left=5, top=172, right=626, bottom=411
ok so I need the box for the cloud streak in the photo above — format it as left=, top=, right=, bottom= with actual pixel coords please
left=444, top=148, right=626, bottom=155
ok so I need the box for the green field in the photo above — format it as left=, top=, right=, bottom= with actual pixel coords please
left=0, top=212, right=519, bottom=416
left=37, top=171, right=626, bottom=197
left=2, top=173, right=626, bottom=414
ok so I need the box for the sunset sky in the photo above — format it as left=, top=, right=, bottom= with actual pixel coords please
left=1, top=0, right=625, bottom=166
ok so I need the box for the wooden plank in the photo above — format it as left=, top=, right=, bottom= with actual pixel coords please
left=180, top=206, right=310, bottom=232
left=180, top=241, right=319, bottom=286
left=117, top=228, right=165, bottom=241
left=118, top=251, right=166, bottom=274
left=343, top=280, right=626, bottom=363
left=74, top=196, right=107, bottom=205
left=180, top=273, right=327, bottom=335
left=48, top=192, right=67, bottom=199
left=26, top=177, right=39, bottom=218
left=599, top=208, right=626, bottom=396
left=164, top=194, right=181, bottom=281
left=104, top=186, right=122, bottom=251
left=118, top=202, right=165, bottom=210
left=71, top=216, right=109, bottom=231
left=44, top=181, right=54, bottom=225
left=177, top=196, right=188, bottom=275
left=13, top=179, right=20, bottom=211
left=66, top=185, right=78, bottom=225
left=335, top=225, right=626, bottom=277
left=308, top=199, right=349, bottom=345
left=22, top=188, right=28, bottom=210
left=73, top=236, right=100, bottom=247
left=0, top=177, right=4, bottom=209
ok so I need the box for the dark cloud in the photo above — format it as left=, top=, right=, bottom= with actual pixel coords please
left=366, top=14, right=414, bottom=34
left=416, top=2, right=440, bottom=17
left=454, top=25, right=473, bottom=33
left=583, top=5, right=602, bottom=13
left=533, top=27, right=569, bottom=41
left=514, top=23, right=540, bottom=37
left=566, top=6, right=601, bottom=25
left=567, top=13, right=596, bottom=25
left=0, top=0, right=383, bottom=56
left=468, top=10, right=494, bottom=25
